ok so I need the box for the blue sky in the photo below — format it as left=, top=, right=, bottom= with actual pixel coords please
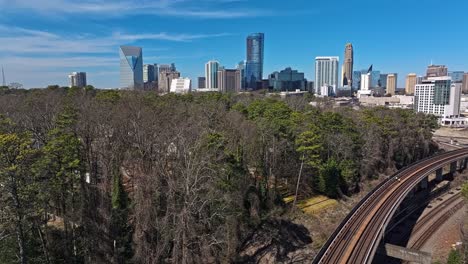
left=0, top=0, right=467, bottom=88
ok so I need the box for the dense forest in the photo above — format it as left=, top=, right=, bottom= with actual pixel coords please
left=0, top=86, right=439, bottom=263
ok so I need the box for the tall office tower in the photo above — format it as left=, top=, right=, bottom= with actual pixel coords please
left=370, top=70, right=381, bottom=88
left=426, top=64, right=448, bottom=78
left=315, top=56, right=339, bottom=93
left=68, top=72, right=87, bottom=88
left=198, top=77, right=206, bottom=89
left=217, top=69, right=237, bottom=93
left=143, top=64, right=155, bottom=83
left=119, top=46, right=143, bottom=90
left=361, top=73, right=371, bottom=91
left=159, top=71, right=180, bottom=93
left=342, top=43, right=353, bottom=86
left=386, top=74, right=397, bottom=95
left=463, top=73, right=468, bottom=94
left=170, top=77, right=191, bottom=94
left=406, top=73, right=417, bottom=95
left=379, top=74, right=388, bottom=88
left=154, top=64, right=159, bottom=82
left=236, top=61, right=246, bottom=90
left=352, top=71, right=362, bottom=90
left=245, top=33, right=264, bottom=89
left=205, top=60, right=220, bottom=89
left=158, top=64, right=177, bottom=92
left=158, top=64, right=172, bottom=74
left=414, top=77, right=462, bottom=125
left=449, top=71, right=464, bottom=83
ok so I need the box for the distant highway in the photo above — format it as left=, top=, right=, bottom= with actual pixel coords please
left=313, top=148, right=468, bottom=264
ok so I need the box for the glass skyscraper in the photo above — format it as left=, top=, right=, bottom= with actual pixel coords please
left=143, top=64, right=155, bottom=83
left=205, top=60, right=220, bottom=89
left=449, top=71, right=464, bottom=83
left=120, top=46, right=143, bottom=90
left=245, top=33, right=264, bottom=89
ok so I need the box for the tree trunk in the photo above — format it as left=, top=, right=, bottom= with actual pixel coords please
left=11, top=175, right=27, bottom=264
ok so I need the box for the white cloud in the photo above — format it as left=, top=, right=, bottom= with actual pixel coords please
left=113, top=32, right=232, bottom=42
left=0, top=24, right=230, bottom=54
left=1, top=0, right=268, bottom=19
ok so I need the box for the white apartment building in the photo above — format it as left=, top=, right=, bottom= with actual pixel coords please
left=170, top=77, right=191, bottom=94
left=315, top=56, right=339, bottom=95
left=415, top=77, right=465, bottom=126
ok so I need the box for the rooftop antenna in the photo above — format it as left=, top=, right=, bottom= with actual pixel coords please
left=1, top=66, right=5, bottom=87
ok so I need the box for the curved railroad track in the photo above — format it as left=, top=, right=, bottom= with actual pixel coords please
left=313, top=148, right=468, bottom=264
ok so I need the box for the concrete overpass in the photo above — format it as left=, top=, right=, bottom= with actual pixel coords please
left=313, top=148, right=468, bottom=264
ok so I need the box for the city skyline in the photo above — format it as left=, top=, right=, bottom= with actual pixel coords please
left=1, top=0, right=468, bottom=88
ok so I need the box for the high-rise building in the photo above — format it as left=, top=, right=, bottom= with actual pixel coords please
left=119, top=46, right=143, bottom=90
left=426, top=65, right=448, bottom=78
left=158, top=64, right=173, bottom=74
left=379, top=74, right=388, bottom=88
left=406, top=73, right=417, bottom=95
left=68, top=72, right=87, bottom=88
left=414, top=77, right=462, bottom=125
left=245, top=33, right=264, bottom=89
left=170, top=77, right=191, bottom=94
left=268, top=67, right=306, bottom=91
left=361, top=73, right=371, bottom=91
left=352, top=71, right=362, bottom=90
left=449, top=71, right=464, bottom=83
left=307, top=81, right=315, bottom=93
left=159, top=71, right=180, bottom=93
left=217, top=69, right=237, bottom=93
left=198, top=77, right=206, bottom=89
left=154, top=65, right=160, bottom=83
left=205, top=61, right=220, bottom=89
left=342, top=43, right=353, bottom=86
left=463, top=73, right=468, bottom=94
left=315, top=56, right=339, bottom=93
left=370, top=70, right=381, bottom=88
left=143, top=64, right=156, bottom=83
left=386, top=74, right=397, bottom=95
left=157, top=64, right=178, bottom=93
left=236, top=61, right=246, bottom=90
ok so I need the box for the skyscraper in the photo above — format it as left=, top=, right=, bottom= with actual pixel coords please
left=245, top=33, right=264, bottom=89
left=352, top=71, right=362, bottom=90
left=379, top=74, right=388, bottom=88
left=198, top=77, right=206, bottom=89
left=158, top=64, right=178, bottom=93
left=426, top=64, right=448, bottom=78
left=386, top=74, right=397, bottom=95
left=236, top=61, right=246, bottom=90
left=217, top=69, right=237, bottom=93
left=463, top=73, right=468, bottom=94
left=315, top=57, right=339, bottom=93
left=143, top=64, right=156, bottom=83
left=406, top=73, right=417, bottom=95
left=159, top=71, right=180, bottom=93
left=449, top=71, right=464, bottom=83
left=119, top=46, right=143, bottom=90
left=205, top=60, right=220, bottom=89
left=342, top=43, right=353, bottom=86
left=68, top=72, right=87, bottom=88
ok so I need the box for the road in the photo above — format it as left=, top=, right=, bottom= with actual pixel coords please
left=313, top=148, right=468, bottom=264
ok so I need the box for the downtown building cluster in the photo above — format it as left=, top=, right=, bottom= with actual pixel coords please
left=89, top=32, right=468, bottom=127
